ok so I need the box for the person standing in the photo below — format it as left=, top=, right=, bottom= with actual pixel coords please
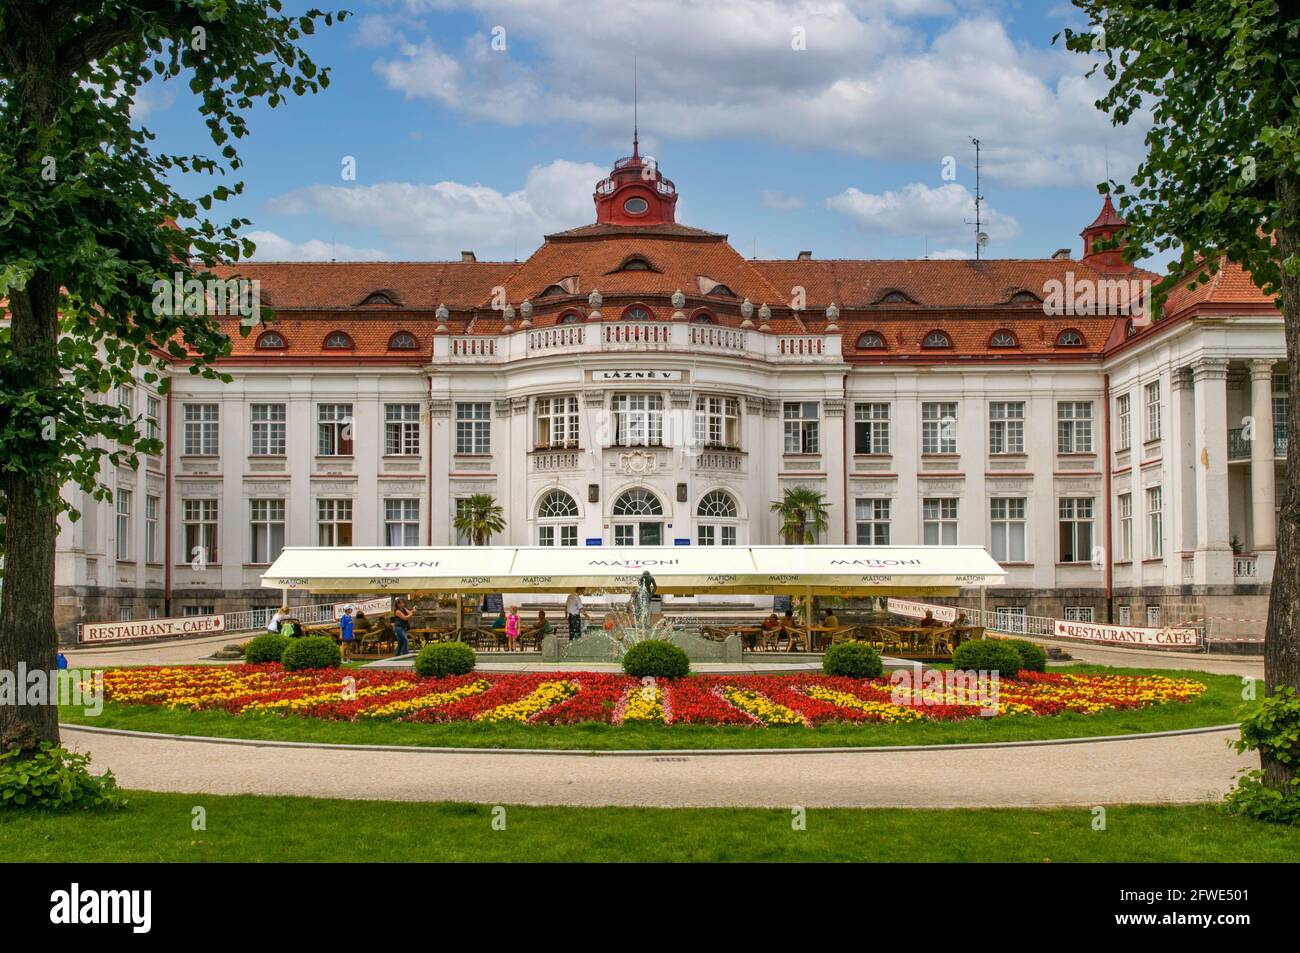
left=565, top=589, right=584, bottom=641
left=505, top=606, right=520, bottom=652
left=393, top=597, right=414, bottom=657
left=339, top=605, right=355, bottom=660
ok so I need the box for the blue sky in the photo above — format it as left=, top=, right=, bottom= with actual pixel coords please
left=139, top=0, right=1147, bottom=264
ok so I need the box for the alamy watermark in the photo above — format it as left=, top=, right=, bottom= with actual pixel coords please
left=0, top=666, right=103, bottom=716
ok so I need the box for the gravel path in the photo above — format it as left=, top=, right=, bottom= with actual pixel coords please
left=63, top=725, right=1248, bottom=809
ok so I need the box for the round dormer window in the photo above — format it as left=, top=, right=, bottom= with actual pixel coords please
left=623, top=197, right=649, bottom=215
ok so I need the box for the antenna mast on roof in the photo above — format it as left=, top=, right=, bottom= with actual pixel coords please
left=632, top=55, right=639, bottom=158
left=965, top=137, right=988, bottom=260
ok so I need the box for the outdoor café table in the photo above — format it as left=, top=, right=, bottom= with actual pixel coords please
left=890, top=626, right=933, bottom=652
left=409, top=626, right=454, bottom=647
left=731, top=626, right=762, bottom=650
left=807, top=626, right=837, bottom=652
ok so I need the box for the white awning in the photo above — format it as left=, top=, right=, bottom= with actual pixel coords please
left=261, top=545, right=1005, bottom=595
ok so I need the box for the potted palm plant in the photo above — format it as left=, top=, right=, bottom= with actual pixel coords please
left=770, top=487, right=830, bottom=544
left=453, top=493, right=506, bottom=545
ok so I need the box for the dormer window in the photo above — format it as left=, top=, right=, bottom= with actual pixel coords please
left=856, top=331, right=887, bottom=350
left=539, top=284, right=569, bottom=298
left=559, top=312, right=581, bottom=324
left=256, top=331, right=286, bottom=349
left=1056, top=329, right=1085, bottom=347
left=922, top=330, right=952, bottom=349
left=324, top=331, right=354, bottom=350
left=989, top=330, right=1018, bottom=348
left=874, top=289, right=917, bottom=305
left=1008, top=290, right=1041, bottom=305
left=707, top=284, right=736, bottom=297
left=692, top=311, right=714, bottom=324
left=610, top=255, right=660, bottom=274
left=622, top=306, right=653, bottom=321
left=1125, top=319, right=1137, bottom=338
left=361, top=292, right=396, bottom=305
left=388, top=331, right=418, bottom=350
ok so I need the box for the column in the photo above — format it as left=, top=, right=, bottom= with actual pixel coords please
left=1249, top=360, right=1277, bottom=551
left=1193, top=358, right=1231, bottom=584
left=1169, top=367, right=1195, bottom=569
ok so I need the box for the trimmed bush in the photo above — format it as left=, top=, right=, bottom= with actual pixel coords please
left=280, top=635, right=342, bottom=672
left=822, top=641, right=884, bottom=679
left=951, top=639, right=1024, bottom=677
left=622, top=640, right=690, bottom=679
left=1002, top=638, right=1048, bottom=674
left=244, top=633, right=291, bottom=665
left=1225, top=686, right=1300, bottom=824
left=414, top=641, right=477, bottom=678
left=0, top=744, right=124, bottom=812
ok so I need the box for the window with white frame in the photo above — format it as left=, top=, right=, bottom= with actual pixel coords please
left=1116, top=393, right=1131, bottom=451
left=1058, top=497, right=1095, bottom=563
left=1118, top=493, right=1133, bottom=562
left=115, top=383, right=134, bottom=421
left=612, top=489, right=664, bottom=546
left=1065, top=606, right=1095, bottom=622
left=695, top=395, right=741, bottom=449
left=855, top=498, right=891, bottom=545
left=853, top=403, right=890, bottom=454
left=988, top=402, right=1025, bottom=454
left=384, top=498, right=420, bottom=547
left=145, top=395, right=162, bottom=446
left=183, top=499, right=218, bottom=564
left=183, top=605, right=216, bottom=617
left=145, top=494, right=160, bottom=563
left=994, top=606, right=1026, bottom=633
left=1145, top=486, right=1164, bottom=558
left=115, top=489, right=132, bottom=561
left=697, top=489, right=739, bottom=546
left=385, top=403, right=421, bottom=455
left=537, top=490, right=579, bottom=546
left=1146, top=604, right=1162, bottom=627
left=317, top=499, right=353, bottom=547
left=250, top=499, right=286, bottom=564
left=1057, top=401, right=1093, bottom=453
left=922, top=498, right=958, bottom=545
left=613, top=394, right=665, bottom=447
left=1274, top=372, right=1289, bottom=453
left=1117, top=604, right=1132, bottom=625
left=454, top=498, right=472, bottom=546
left=455, top=402, right=492, bottom=454
left=921, top=402, right=958, bottom=454
left=317, top=403, right=353, bottom=456
left=118, top=606, right=133, bottom=622
left=989, top=497, right=1026, bottom=562
left=535, top=395, right=580, bottom=448
left=783, top=401, right=820, bottom=453
left=1144, top=381, right=1162, bottom=441
left=250, top=403, right=287, bottom=456
left=182, top=403, right=219, bottom=455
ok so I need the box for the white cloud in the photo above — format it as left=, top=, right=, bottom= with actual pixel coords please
left=244, top=231, right=390, bottom=262
left=926, top=247, right=975, bottom=260
left=264, top=159, right=605, bottom=259
left=826, top=182, right=1018, bottom=241
left=761, top=190, right=805, bottom=211
left=368, top=4, right=1147, bottom=187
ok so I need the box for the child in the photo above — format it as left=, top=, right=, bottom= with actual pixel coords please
left=339, top=605, right=355, bottom=660
left=505, top=605, right=520, bottom=651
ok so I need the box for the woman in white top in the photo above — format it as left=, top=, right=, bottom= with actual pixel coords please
left=267, top=606, right=287, bottom=633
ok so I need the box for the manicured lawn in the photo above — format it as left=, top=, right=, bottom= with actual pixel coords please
left=0, top=793, right=1293, bottom=861
left=59, top=665, right=1251, bottom=751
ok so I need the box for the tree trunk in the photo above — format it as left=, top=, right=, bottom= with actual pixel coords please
left=1263, top=172, right=1300, bottom=791
left=0, top=271, right=62, bottom=753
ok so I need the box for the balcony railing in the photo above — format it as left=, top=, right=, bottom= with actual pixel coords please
left=1229, top=426, right=1289, bottom=460
left=1234, top=554, right=1258, bottom=579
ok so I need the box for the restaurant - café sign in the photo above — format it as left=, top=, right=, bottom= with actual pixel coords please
left=80, top=613, right=224, bottom=644
left=1052, top=619, right=1201, bottom=648
left=887, top=598, right=958, bottom=623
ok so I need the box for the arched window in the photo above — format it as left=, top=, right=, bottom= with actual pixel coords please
left=388, top=331, right=418, bottom=350
left=256, top=330, right=286, bottom=349
left=692, top=311, right=714, bottom=324
left=857, top=331, right=886, bottom=349
left=559, top=312, right=581, bottom=324
left=539, top=284, right=569, bottom=298
left=922, top=330, right=952, bottom=349
left=361, top=292, right=396, bottom=305
left=612, top=489, right=663, bottom=546
left=706, top=284, right=736, bottom=298
left=536, top=490, right=579, bottom=546
left=697, top=489, right=739, bottom=546
left=621, top=306, right=653, bottom=321
left=323, top=331, right=354, bottom=350
left=874, top=289, right=916, bottom=305
left=1125, top=318, right=1137, bottom=338
left=1056, top=329, right=1085, bottom=347
left=1008, top=290, right=1041, bottom=304
left=989, top=330, right=1018, bottom=348
left=619, top=256, right=652, bottom=270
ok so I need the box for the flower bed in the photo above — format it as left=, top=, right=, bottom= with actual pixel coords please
left=94, top=666, right=1207, bottom=728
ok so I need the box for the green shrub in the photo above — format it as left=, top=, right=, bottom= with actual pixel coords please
left=280, top=635, right=342, bottom=671
left=0, top=744, right=125, bottom=811
left=244, top=633, right=291, bottom=665
left=951, top=639, right=1024, bottom=677
left=622, top=640, right=690, bottom=679
left=822, top=641, right=883, bottom=678
left=1001, top=638, right=1048, bottom=673
left=414, top=641, right=477, bottom=677
left=1226, top=687, right=1300, bottom=824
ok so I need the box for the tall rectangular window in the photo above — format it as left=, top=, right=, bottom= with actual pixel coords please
left=695, top=395, right=741, bottom=448
left=1117, top=493, right=1133, bottom=562
left=922, top=498, right=958, bottom=544
left=384, top=498, right=420, bottom=547
left=250, top=403, right=287, bottom=456
left=1057, top=401, right=1094, bottom=453
left=1117, top=604, right=1132, bottom=625
left=454, top=498, right=472, bottom=546
left=921, top=402, right=958, bottom=454
left=316, top=499, right=353, bottom=547
left=115, top=489, right=132, bottom=561
left=145, top=494, right=160, bottom=563
left=1058, top=497, right=1095, bottom=563
left=989, top=498, right=1026, bottom=562
left=455, top=401, right=492, bottom=453
left=783, top=401, right=820, bottom=453
left=385, top=403, right=421, bottom=455
left=1146, top=486, right=1164, bottom=558
left=182, top=499, right=218, bottom=564
left=1144, top=381, right=1162, bottom=441
left=855, top=498, right=891, bottom=545
left=988, top=401, right=1025, bottom=454
left=853, top=402, right=890, bottom=454
left=250, top=499, right=286, bottom=564
left=115, top=384, right=135, bottom=421
left=182, top=403, right=219, bottom=455
left=1116, top=393, right=1131, bottom=451
left=1065, top=606, right=1095, bottom=622
left=145, top=396, right=162, bottom=446
left=613, top=393, right=664, bottom=447
left=1274, top=372, right=1290, bottom=454
left=1146, top=604, right=1162, bottom=627
left=317, top=403, right=353, bottom=456
left=535, top=395, right=579, bottom=448
left=994, top=606, right=1026, bottom=633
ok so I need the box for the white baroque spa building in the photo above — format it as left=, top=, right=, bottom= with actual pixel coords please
left=50, top=147, right=1288, bottom=642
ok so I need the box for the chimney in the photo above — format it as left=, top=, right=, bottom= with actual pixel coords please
left=1051, top=248, right=1072, bottom=260
left=796, top=250, right=813, bottom=260
left=460, top=250, right=476, bottom=262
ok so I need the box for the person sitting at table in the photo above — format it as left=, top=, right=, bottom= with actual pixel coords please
left=781, top=609, right=798, bottom=629
left=822, top=609, right=840, bottom=629
left=953, top=611, right=968, bottom=628
left=761, top=612, right=780, bottom=631
left=919, top=609, right=942, bottom=628
left=491, top=609, right=506, bottom=630
left=534, top=609, right=553, bottom=638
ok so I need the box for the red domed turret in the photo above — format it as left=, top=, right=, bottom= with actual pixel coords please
left=593, top=135, right=678, bottom=226
left=1080, top=193, right=1129, bottom=273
